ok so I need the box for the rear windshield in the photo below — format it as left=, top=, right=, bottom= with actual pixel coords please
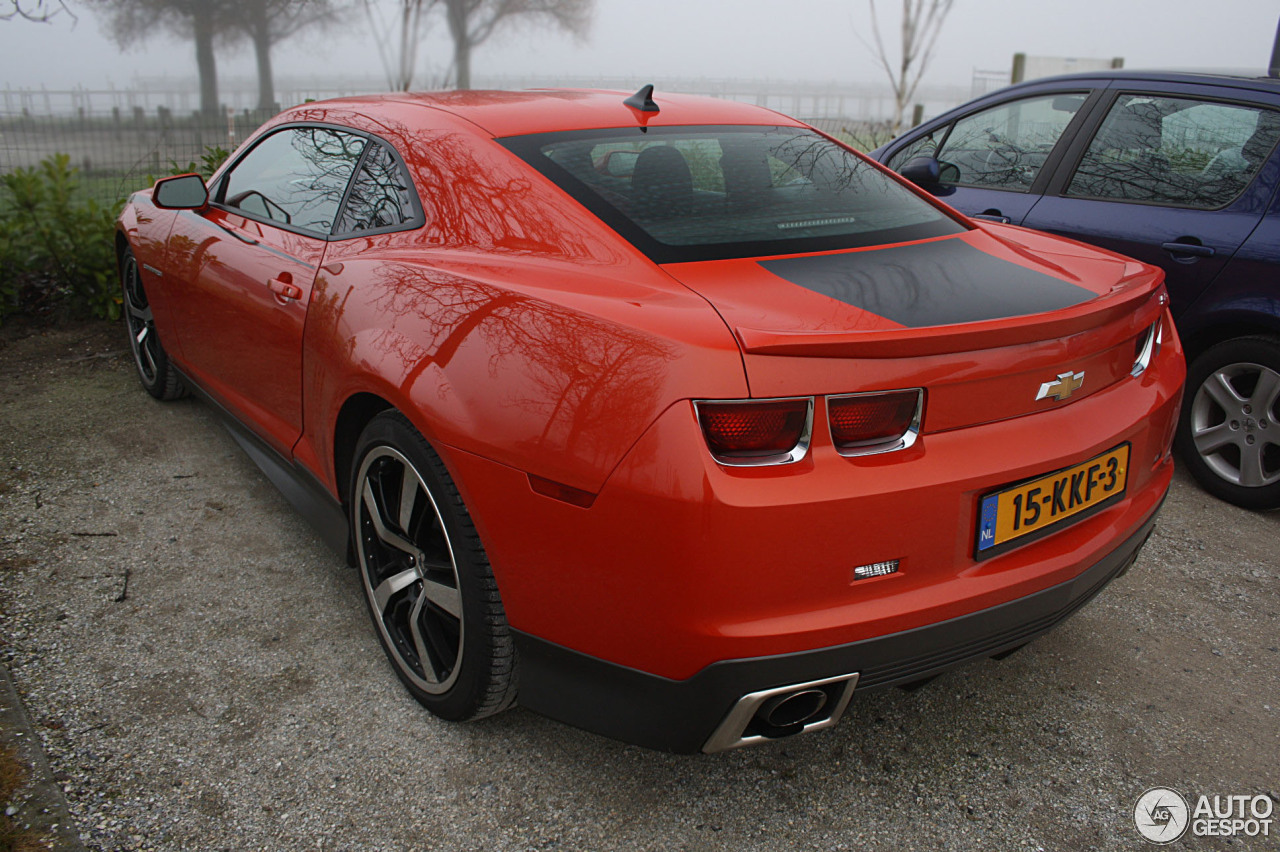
left=502, top=125, right=965, bottom=262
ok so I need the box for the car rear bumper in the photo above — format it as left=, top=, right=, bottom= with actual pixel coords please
left=512, top=504, right=1160, bottom=753
left=438, top=316, right=1182, bottom=751
left=450, top=348, right=1180, bottom=670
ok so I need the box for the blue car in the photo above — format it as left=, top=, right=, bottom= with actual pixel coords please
left=873, top=69, right=1280, bottom=511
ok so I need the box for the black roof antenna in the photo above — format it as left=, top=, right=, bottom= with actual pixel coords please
left=624, top=84, right=660, bottom=113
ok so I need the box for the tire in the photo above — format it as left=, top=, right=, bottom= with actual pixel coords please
left=120, top=247, right=186, bottom=401
left=350, top=411, right=517, bottom=720
left=1175, top=335, right=1280, bottom=511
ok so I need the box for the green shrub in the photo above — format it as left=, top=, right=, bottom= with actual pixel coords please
left=0, top=144, right=231, bottom=325
left=197, top=144, right=231, bottom=178
left=147, top=144, right=232, bottom=186
left=0, top=153, right=121, bottom=323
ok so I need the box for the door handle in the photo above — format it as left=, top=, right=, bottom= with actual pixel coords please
left=268, top=275, right=302, bottom=301
left=972, top=212, right=1012, bottom=224
left=1161, top=241, right=1215, bottom=258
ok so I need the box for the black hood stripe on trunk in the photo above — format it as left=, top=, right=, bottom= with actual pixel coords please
left=759, top=239, right=1093, bottom=328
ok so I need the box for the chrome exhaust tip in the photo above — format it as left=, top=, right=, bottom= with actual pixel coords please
left=701, top=672, right=859, bottom=753
left=759, top=688, right=828, bottom=728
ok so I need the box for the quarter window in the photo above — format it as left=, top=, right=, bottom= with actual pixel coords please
left=1066, top=94, right=1280, bottom=209
left=886, top=128, right=944, bottom=171
left=336, top=142, right=421, bottom=234
left=220, top=126, right=366, bottom=235
left=929, top=93, right=1088, bottom=191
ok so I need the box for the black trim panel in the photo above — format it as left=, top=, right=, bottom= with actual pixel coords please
left=514, top=503, right=1161, bottom=753
left=759, top=239, right=1094, bottom=328
left=177, top=371, right=350, bottom=559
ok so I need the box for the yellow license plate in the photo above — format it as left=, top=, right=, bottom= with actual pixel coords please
left=976, top=444, right=1129, bottom=558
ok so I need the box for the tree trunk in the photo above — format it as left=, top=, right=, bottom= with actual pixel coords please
left=445, top=0, right=470, bottom=90
left=193, top=4, right=219, bottom=116
left=397, top=0, right=416, bottom=90
left=251, top=1, right=275, bottom=111
left=454, top=36, right=471, bottom=90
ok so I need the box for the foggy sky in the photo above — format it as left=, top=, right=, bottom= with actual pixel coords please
left=1, top=0, right=1275, bottom=94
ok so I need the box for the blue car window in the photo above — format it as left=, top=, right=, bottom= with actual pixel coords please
left=931, top=93, right=1088, bottom=192
left=1065, top=94, right=1280, bottom=210
left=887, top=128, right=945, bottom=171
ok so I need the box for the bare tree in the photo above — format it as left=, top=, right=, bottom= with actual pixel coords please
left=364, top=0, right=441, bottom=91
left=442, top=0, right=592, bottom=90
left=1, top=0, right=73, bottom=21
left=233, top=0, right=345, bottom=110
left=863, top=0, right=955, bottom=134
left=90, top=0, right=235, bottom=115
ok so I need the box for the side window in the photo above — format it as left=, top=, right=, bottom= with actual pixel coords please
left=220, top=126, right=366, bottom=235
left=933, top=93, right=1089, bottom=191
left=336, top=142, right=421, bottom=234
left=1066, top=94, right=1280, bottom=209
left=887, top=128, right=945, bottom=171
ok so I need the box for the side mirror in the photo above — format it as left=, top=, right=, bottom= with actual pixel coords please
left=898, top=156, right=958, bottom=196
left=899, top=155, right=941, bottom=187
left=153, top=173, right=209, bottom=210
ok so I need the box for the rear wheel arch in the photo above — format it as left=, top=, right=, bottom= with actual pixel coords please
left=333, top=392, right=395, bottom=506
left=331, top=384, right=479, bottom=511
left=1177, top=309, right=1280, bottom=365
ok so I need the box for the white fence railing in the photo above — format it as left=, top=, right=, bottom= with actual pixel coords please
left=0, top=72, right=1015, bottom=207
left=2, top=72, right=1009, bottom=123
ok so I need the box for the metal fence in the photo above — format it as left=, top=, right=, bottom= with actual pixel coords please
left=3, top=73, right=992, bottom=120
left=0, top=107, right=277, bottom=207
left=0, top=75, right=1000, bottom=208
left=0, top=107, right=900, bottom=209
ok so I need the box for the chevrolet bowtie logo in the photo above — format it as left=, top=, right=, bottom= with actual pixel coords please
left=1036, top=370, right=1085, bottom=402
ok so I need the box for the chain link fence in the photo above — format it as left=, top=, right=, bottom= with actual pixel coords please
left=0, top=106, right=278, bottom=207
left=0, top=108, right=902, bottom=209
left=0, top=74, right=997, bottom=208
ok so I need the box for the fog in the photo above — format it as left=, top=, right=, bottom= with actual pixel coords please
left=1, top=0, right=1275, bottom=96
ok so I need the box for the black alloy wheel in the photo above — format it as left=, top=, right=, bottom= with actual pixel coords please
left=351, top=411, right=517, bottom=720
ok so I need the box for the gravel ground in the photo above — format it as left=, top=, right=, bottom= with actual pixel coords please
left=1, top=321, right=1278, bottom=852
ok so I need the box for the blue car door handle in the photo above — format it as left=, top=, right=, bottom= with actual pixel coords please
left=1161, top=241, right=1215, bottom=257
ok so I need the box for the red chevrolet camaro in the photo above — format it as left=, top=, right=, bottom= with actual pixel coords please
left=115, top=86, right=1184, bottom=753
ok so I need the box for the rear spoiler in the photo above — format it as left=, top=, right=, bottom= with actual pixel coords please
left=735, top=268, right=1166, bottom=359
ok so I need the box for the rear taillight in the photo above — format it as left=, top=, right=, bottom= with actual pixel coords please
left=695, top=398, right=812, bottom=466
left=827, top=389, right=922, bottom=456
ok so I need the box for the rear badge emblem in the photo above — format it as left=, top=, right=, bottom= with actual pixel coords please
left=1036, top=370, right=1085, bottom=402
